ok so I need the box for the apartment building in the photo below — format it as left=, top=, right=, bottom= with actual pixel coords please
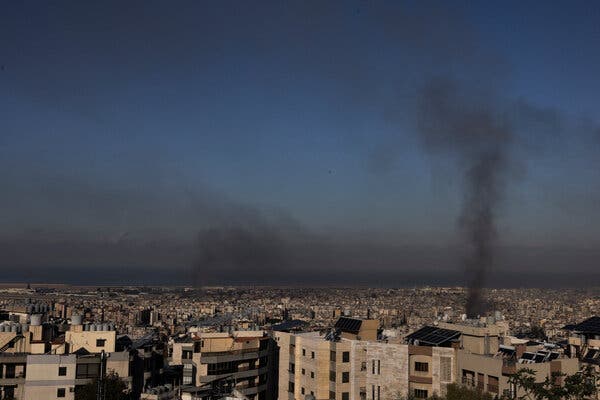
left=277, top=316, right=585, bottom=400
left=565, top=316, right=600, bottom=369
left=168, top=330, right=277, bottom=400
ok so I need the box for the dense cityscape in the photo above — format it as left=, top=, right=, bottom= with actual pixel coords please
left=0, top=284, right=599, bottom=399
left=3, top=1, right=600, bottom=400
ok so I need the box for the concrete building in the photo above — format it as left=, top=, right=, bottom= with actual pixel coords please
left=64, top=319, right=117, bottom=354
left=168, top=331, right=276, bottom=400
left=277, top=317, right=584, bottom=400
left=23, top=354, right=77, bottom=400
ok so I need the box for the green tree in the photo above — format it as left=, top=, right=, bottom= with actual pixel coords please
left=445, top=383, right=494, bottom=400
left=75, top=372, right=130, bottom=400
left=507, top=367, right=597, bottom=400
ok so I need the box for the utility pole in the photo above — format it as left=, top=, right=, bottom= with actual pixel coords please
left=97, top=350, right=108, bottom=400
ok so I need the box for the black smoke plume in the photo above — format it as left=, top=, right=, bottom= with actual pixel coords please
left=417, top=78, right=512, bottom=318
left=193, top=225, right=288, bottom=287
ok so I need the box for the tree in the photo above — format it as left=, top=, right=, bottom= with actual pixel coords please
left=445, top=383, right=494, bottom=400
left=507, top=367, right=597, bottom=400
left=75, top=372, right=130, bottom=400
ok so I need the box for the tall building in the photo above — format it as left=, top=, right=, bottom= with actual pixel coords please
left=168, top=330, right=277, bottom=400
left=277, top=316, right=582, bottom=400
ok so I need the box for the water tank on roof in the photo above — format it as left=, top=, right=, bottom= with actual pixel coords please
left=26, top=305, right=34, bottom=314
left=10, top=325, right=18, bottom=333
left=83, top=324, right=89, bottom=331
left=22, top=323, right=29, bottom=332
left=108, top=323, right=115, bottom=331
left=102, top=323, right=109, bottom=331
left=30, top=314, right=42, bottom=326
left=71, top=315, right=83, bottom=325
left=95, top=323, right=102, bottom=331
left=90, top=324, right=96, bottom=331
left=34, top=304, right=40, bottom=313
left=0, top=325, right=6, bottom=332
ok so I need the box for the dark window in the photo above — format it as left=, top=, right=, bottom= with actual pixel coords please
left=342, top=351, right=350, bottom=362
left=302, top=348, right=306, bottom=356
left=330, top=350, right=336, bottom=362
left=289, top=362, right=295, bottom=373
left=415, top=362, right=429, bottom=372
left=96, top=339, right=106, bottom=347
left=301, top=387, right=305, bottom=395
left=288, top=381, right=294, bottom=393
left=372, top=360, right=375, bottom=374
left=182, top=350, right=193, bottom=360
left=57, top=388, right=66, bottom=398
left=329, top=370, right=336, bottom=382
left=329, top=391, right=336, bottom=400
left=301, top=368, right=306, bottom=375
left=377, top=360, right=380, bottom=374
left=414, top=389, right=428, bottom=399
left=310, top=371, right=315, bottom=378
left=207, top=361, right=237, bottom=375
left=342, top=371, right=350, bottom=383
left=76, top=363, right=100, bottom=379
left=342, top=393, right=349, bottom=400
left=58, top=366, right=67, bottom=376
left=311, top=351, right=315, bottom=359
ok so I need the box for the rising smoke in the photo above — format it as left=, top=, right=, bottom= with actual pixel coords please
left=417, top=78, right=512, bottom=317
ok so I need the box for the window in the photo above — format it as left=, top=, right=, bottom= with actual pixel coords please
left=301, top=387, right=305, bottom=395
left=372, top=360, right=380, bottom=375
left=377, top=386, right=381, bottom=400
left=342, top=351, right=350, bottom=362
left=311, top=351, right=315, bottom=359
left=342, top=393, right=349, bottom=400
left=301, top=368, right=306, bottom=375
left=310, top=371, right=315, bottom=378
left=414, top=389, right=428, bottom=399
left=415, top=362, right=429, bottom=372
left=330, top=350, right=336, bottom=362
left=361, top=361, right=366, bottom=371
left=57, top=388, right=66, bottom=398
left=329, top=370, right=336, bottom=382
left=440, top=357, right=451, bottom=381
left=302, top=348, right=306, bottom=356
left=288, top=381, right=295, bottom=393
left=96, top=339, right=106, bottom=347
left=182, top=350, right=193, bottom=360
left=76, top=363, right=100, bottom=379
left=58, top=366, right=67, bottom=376
left=289, top=362, right=295, bottom=373
left=342, top=372, right=349, bottom=383
left=329, top=391, right=336, bottom=400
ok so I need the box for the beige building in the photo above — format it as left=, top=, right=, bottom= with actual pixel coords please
left=169, top=330, right=276, bottom=400
left=278, top=317, right=583, bottom=400
left=64, top=320, right=116, bottom=354
left=24, top=354, right=77, bottom=400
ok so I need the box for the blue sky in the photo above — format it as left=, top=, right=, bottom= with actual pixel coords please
left=1, top=1, right=599, bottom=285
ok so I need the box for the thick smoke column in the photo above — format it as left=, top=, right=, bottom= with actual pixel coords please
left=417, top=78, right=512, bottom=318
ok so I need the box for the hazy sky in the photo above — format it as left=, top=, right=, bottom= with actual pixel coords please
left=1, top=1, right=599, bottom=286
